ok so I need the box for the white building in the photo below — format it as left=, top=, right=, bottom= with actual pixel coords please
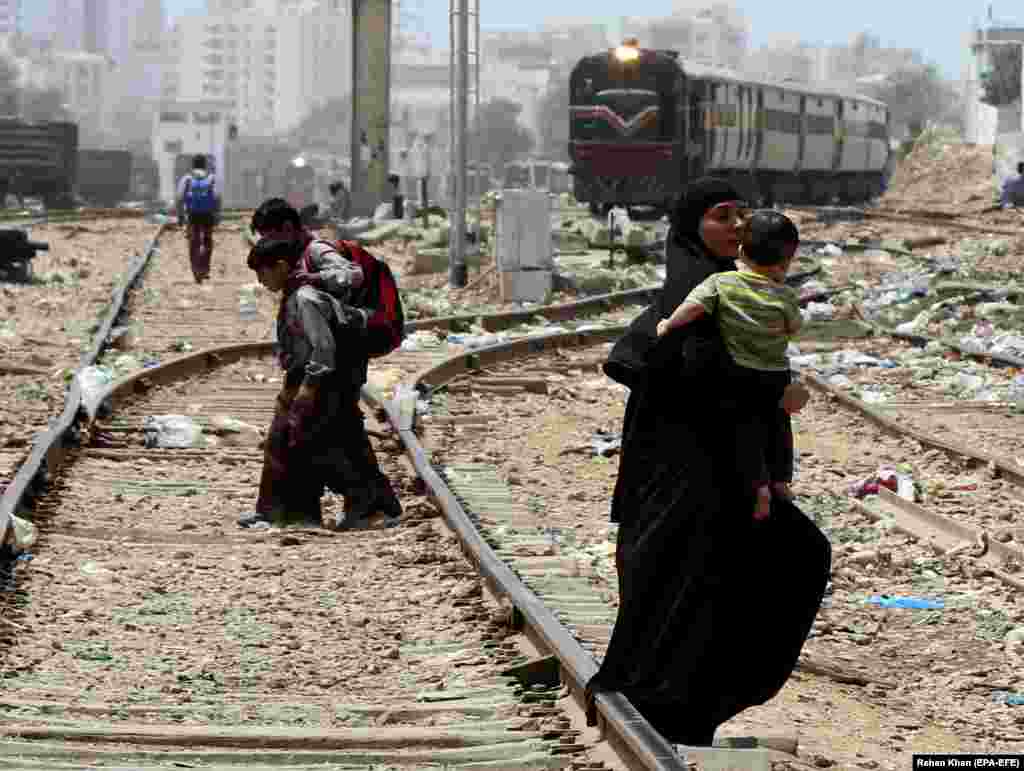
left=38, top=50, right=112, bottom=138
left=171, top=9, right=349, bottom=135
left=628, top=5, right=748, bottom=70
left=152, top=99, right=231, bottom=204
left=744, top=40, right=818, bottom=83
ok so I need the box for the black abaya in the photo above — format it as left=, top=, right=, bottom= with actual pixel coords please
left=587, top=225, right=831, bottom=746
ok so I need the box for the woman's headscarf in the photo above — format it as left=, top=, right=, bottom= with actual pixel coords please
left=669, top=176, right=743, bottom=245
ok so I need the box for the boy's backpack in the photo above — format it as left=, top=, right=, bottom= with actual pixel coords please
left=301, top=240, right=405, bottom=358
left=184, top=175, right=216, bottom=216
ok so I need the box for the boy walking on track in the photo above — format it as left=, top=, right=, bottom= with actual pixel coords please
left=238, top=203, right=402, bottom=530
left=176, top=155, right=221, bottom=284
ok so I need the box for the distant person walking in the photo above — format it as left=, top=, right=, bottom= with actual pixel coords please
left=1001, top=161, right=1024, bottom=208
left=176, top=155, right=221, bottom=283
left=327, top=181, right=351, bottom=222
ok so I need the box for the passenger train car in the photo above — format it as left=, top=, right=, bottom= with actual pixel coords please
left=569, top=40, right=890, bottom=213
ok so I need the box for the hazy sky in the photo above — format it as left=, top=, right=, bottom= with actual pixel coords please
left=74, top=1, right=1024, bottom=80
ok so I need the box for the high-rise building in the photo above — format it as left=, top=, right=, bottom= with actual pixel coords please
left=174, top=9, right=350, bottom=135
left=83, top=0, right=107, bottom=54
left=0, top=0, right=20, bottom=38
left=207, top=0, right=344, bottom=12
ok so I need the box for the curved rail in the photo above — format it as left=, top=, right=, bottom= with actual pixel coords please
left=68, top=331, right=694, bottom=770
left=0, top=225, right=167, bottom=550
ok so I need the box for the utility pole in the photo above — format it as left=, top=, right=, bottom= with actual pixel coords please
left=350, top=0, right=392, bottom=217
left=447, top=0, right=469, bottom=287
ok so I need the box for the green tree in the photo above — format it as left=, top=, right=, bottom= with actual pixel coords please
left=980, top=44, right=1022, bottom=107
left=863, top=64, right=961, bottom=138
left=535, top=79, right=570, bottom=161
left=471, top=98, right=534, bottom=171
left=291, top=97, right=352, bottom=148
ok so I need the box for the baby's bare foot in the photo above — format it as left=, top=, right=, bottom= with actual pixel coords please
left=771, top=482, right=794, bottom=501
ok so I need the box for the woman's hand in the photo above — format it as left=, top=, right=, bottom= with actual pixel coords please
left=780, top=381, right=810, bottom=414
left=656, top=319, right=669, bottom=337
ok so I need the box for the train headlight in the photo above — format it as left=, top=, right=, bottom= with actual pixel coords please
left=614, top=45, right=640, bottom=63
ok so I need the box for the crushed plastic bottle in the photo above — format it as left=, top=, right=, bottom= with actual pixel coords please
left=238, top=284, right=259, bottom=321
left=867, top=595, right=944, bottom=610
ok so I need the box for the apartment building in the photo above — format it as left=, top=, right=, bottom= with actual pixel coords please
left=172, top=9, right=349, bottom=135
left=207, top=1, right=345, bottom=15
left=41, top=50, right=112, bottom=136
left=0, top=0, right=20, bottom=38
left=744, top=40, right=821, bottom=83
left=629, top=6, right=747, bottom=70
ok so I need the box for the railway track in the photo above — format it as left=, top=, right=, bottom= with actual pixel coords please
left=0, top=224, right=699, bottom=770
left=3, top=213, right=1024, bottom=768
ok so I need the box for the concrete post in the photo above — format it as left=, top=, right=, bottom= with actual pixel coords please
left=350, top=0, right=392, bottom=218
left=448, top=0, right=469, bottom=287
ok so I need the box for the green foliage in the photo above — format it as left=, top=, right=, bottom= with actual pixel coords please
left=863, top=65, right=962, bottom=136
left=536, top=78, right=571, bottom=161
left=980, top=43, right=1022, bottom=107
left=471, top=98, right=535, bottom=171
left=291, top=96, right=352, bottom=148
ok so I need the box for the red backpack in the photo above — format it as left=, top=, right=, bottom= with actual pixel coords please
left=301, top=239, right=406, bottom=358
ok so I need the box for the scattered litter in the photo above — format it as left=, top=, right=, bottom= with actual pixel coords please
left=208, top=416, right=263, bottom=447
left=866, top=595, right=944, bottom=610
left=859, top=389, right=889, bottom=405
left=591, top=430, right=622, bottom=458
left=76, top=365, right=115, bottom=416
left=991, top=692, right=1024, bottom=706
left=849, top=466, right=917, bottom=501
left=143, top=415, right=205, bottom=449
left=2, top=514, right=38, bottom=554
left=238, top=284, right=259, bottom=321
left=804, top=302, right=835, bottom=321
left=446, top=332, right=508, bottom=349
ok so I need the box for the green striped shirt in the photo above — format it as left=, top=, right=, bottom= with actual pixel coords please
left=685, top=270, right=801, bottom=371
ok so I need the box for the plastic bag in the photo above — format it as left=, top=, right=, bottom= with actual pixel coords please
left=143, top=415, right=205, bottom=449
left=76, top=365, right=115, bottom=417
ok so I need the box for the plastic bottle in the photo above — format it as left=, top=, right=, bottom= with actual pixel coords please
left=238, top=286, right=258, bottom=321
left=867, top=595, right=944, bottom=610
left=1008, top=374, right=1024, bottom=407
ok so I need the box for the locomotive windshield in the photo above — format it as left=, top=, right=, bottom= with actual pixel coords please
left=572, top=88, right=667, bottom=142
left=569, top=57, right=678, bottom=142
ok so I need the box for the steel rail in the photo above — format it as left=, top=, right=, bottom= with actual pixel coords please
left=0, top=224, right=167, bottom=550
left=361, top=327, right=695, bottom=770
left=11, top=289, right=1016, bottom=765
left=64, top=330, right=693, bottom=770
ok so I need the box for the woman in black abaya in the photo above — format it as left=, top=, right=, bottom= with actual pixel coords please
left=586, top=177, right=831, bottom=747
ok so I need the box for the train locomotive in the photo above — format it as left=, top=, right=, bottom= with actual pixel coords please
left=569, top=39, right=890, bottom=214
